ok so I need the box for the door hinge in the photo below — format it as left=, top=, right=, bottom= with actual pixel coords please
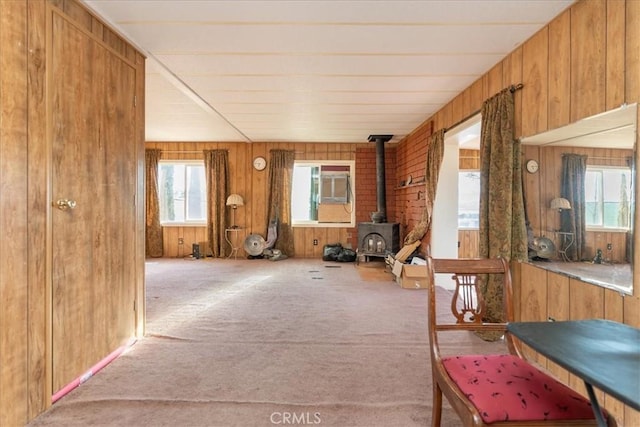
left=134, top=95, right=137, bottom=107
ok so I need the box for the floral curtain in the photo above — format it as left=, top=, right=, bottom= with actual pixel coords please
left=560, top=153, right=587, bottom=261
left=479, top=88, right=528, bottom=325
left=404, top=129, right=445, bottom=246
left=266, top=149, right=295, bottom=256
left=204, top=150, right=229, bottom=257
left=145, top=149, right=163, bottom=257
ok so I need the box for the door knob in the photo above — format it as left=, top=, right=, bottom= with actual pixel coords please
left=55, top=199, right=77, bottom=211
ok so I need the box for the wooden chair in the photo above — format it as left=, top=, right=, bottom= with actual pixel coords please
left=426, top=257, right=616, bottom=427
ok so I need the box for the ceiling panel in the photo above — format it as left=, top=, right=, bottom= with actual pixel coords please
left=84, top=0, right=575, bottom=143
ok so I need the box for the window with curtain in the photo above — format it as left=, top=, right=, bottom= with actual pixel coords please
left=585, top=166, right=632, bottom=230
left=158, top=161, right=207, bottom=225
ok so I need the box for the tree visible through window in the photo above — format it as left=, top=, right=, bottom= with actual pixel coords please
left=158, top=161, right=207, bottom=224
left=585, top=166, right=632, bottom=230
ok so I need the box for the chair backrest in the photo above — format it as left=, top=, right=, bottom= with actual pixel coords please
left=425, top=257, right=521, bottom=358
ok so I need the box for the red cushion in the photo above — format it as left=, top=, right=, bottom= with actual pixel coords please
left=442, top=354, right=600, bottom=423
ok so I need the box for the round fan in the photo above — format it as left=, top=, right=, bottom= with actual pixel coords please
left=244, top=234, right=266, bottom=256
left=533, top=236, right=556, bottom=259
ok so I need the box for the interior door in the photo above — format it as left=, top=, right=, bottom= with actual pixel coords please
left=50, top=11, right=137, bottom=392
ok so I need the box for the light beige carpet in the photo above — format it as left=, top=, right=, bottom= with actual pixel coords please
left=28, top=258, right=501, bottom=427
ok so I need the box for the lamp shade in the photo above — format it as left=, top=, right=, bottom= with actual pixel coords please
left=226, top=194, right=244, bottom=207
left=550, top=197, right=571, bottom=211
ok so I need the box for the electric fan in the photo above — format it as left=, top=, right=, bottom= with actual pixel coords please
left=532, top=236, right=556, bottom=259
left=244, top=234, right=266, bottom=257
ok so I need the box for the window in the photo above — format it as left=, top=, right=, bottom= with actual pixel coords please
left=585, top=166, right=632, bottom=230
left=458, top=171, right=480, bottom=229
left=291, top=161, right=355, bottom=227
left=158, top=161, right=207, bottom=225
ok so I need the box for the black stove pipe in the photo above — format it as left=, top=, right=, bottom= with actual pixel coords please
left=368, top=134, right=393, bottom=223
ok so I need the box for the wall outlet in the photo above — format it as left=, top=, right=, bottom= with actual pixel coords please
left=313, top=239, right=318, bottom=246
left=178, top=238, right=184, bottom=245
left=607, top=243, right=612, bottom=251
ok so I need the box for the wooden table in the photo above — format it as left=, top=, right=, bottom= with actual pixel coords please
left=507, top=319, right=640, bottom=427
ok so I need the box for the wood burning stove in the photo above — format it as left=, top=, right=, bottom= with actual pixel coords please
left=357, top=135, right=400, bottom=261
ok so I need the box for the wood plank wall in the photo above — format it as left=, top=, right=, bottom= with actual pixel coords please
left=0, top=1, right=30, bottom=424
left=145, top=141, right=357, bottom=259
left=0, top=0, right=145, bottom=424
left=400, top=1, right=639, bottom=424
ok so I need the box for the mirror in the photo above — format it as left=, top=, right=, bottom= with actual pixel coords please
left=521, top=103, right=637, bottom=295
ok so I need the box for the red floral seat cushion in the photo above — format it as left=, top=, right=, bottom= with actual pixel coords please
left=442, top=354, right=602, bottom=423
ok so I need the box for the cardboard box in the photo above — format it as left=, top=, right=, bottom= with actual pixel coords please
left=391, top=261, right=428, bottom=290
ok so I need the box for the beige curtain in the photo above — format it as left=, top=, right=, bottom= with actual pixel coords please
left=404, top=129, right=445, bottom=246
left=479, top=88, right=528, bottom=325
left=145, top=149, right=163, bottom=257
left=266, top=149, right=295, bottom=256
left=204, top=150, right=229, bottom=257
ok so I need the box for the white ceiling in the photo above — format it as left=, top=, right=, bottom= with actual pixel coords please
left=83, top=0, right=574, bottom=144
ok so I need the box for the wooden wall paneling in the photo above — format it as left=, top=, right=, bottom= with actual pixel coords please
left=516, top=263, right=547, bottom=362
left=503, top=47, right=523, bottom=138
left=469, top=77, right=484, bottom=116
left=628, top=0, right=640, bottom=307
left=26, top=0, right=50, bottom=417
left=602, top=288, right=625, bottom=424
left=103, top=41, right=137, bottom=350
left=545, top=271, right=570, bottom=382
left=547, top=9, right=571, bottom=131
left=457, top=230, right=479, bottom=259
left=459, top=149, right=479, bottom=169
left=293, top=227, right=304, bottom=260
left=523, top=146, right=543, bottom=235
left=606, top=0, right=625, bottom=110
left=250, top=142, right=268, bottom=236
left=627, top=0, right=640, bottom=104
left=570, top=0, right=606, bottom=122
left=521, top=28, right=549, bottom=137
left=0, top=1, right=30, bottom=424
left=234, top=143, right=248, bottom=231
left=623, top=290, right=640, bottom=424
left=541, top=146, right=561, bottom=235
left=486, top=62, right=503, bottom=99
left=326, top=227, right=341, bottom=248
left=461, top=86, right=472, bottom=119
left=134, top=51, right=145, bottom=338
left=568, top=279, right=604, bottom=395
left=437, top=103, right=452, bottom=132
left=55, top=0, right=92, bottom=31
left=449, top=92, right=464, bottom=127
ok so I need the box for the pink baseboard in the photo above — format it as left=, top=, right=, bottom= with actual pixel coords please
left=52, top=337, right=137, bottom=403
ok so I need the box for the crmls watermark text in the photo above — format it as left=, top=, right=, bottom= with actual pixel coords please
left=270, top=411, right=321, bottom=425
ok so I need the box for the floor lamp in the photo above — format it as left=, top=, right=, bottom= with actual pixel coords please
left=226, top=194, right=244, bottom=228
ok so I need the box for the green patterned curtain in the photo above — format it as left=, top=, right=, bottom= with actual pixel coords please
left=145, top=149, right=163, bottom=257
left=404, top=129, right=445, bottom=246
left=204, top=150, right=229, bottom=257
left=479, top=88, right=528, bottom=326
left=266, top=149, right=295, bottom=256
